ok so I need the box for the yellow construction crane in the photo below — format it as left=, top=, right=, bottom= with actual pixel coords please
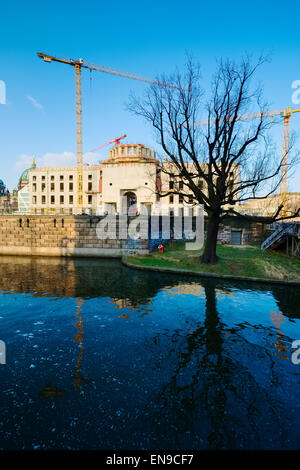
left=37, top=52, right=177, bottom=213
left=196, top=107, right=300, bottom=217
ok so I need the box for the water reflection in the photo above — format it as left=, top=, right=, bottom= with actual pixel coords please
left=152, top=283, right=298, bottom=449
left=0, top=256, right=299, bottom=319
left=270, top=311, right=290, bottom=361
left=39, top=383, right=65, bottom=400
left=73, top=298, right=89, bottom=391
left=0, top=256, right=300, bottom=449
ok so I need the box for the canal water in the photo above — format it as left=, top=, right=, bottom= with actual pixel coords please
left=0, top=256, right=299, bottom=450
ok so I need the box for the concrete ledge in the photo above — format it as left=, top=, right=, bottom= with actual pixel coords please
left=0, top=246, right=149, bottom=258
left=122, top=256, right=300, bottom=286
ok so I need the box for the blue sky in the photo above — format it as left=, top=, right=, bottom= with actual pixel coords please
left=0, top=0, right=300, bottom=191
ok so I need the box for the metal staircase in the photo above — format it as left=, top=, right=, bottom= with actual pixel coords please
left=261, top=223, right=298, bottom=250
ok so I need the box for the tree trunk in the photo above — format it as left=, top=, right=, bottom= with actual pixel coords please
left=201, top=213, right=220, bottom=264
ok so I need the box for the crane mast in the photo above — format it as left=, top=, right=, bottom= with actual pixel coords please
left=280, top=109, right=291, bottom=217
left=38, top=53, right=86, bottom=213
left=75, top=63, right=83, bottom=209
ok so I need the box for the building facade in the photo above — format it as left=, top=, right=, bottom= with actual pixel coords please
left=18, top=143, right=195, bottom=215
left=27, top=164, right=100, bottom=215
left=17, top=142, right=239, bottom=216
left=237, top=193, right=300, bottom=218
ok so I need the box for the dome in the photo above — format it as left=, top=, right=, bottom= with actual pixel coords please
left=0, top=180, right=4, bottom=185
left=19, top=168, right=29, bottom=183
left=18, top=160, right=36, bottom=190
left=19, top=159, right=36, bottom=184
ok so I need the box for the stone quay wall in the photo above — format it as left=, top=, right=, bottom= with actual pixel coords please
left=0, top=215, right=149, bottom=258
left=0, top=214, right=267, bottom=258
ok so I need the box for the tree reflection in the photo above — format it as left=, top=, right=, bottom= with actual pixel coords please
left=152, top=281, right=287, bottom=449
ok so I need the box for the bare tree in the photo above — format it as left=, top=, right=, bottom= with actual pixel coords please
left=128, top=56, right=300, bottom=264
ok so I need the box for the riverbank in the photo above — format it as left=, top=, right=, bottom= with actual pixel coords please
left=124, top=243, right=300, bottom=284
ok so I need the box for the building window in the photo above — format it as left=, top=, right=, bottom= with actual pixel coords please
left=69, top=182, right=73, bottom=191
left=88, top=174, right=92, bottom=180
left=41, top=183, right=46, bottom=192
left=51, top=196, right=55, bottom=204
left=169, top=181, right=174, bottom=190
left=60, top=175, right=64, bottom=180
left=32, top=196, right=37, bottom=204
left=109, top=183, right=112, bottom=186
left=88, top=195, right=92, bottom=204
left=179, top=181, right=184, bottom=190
left=69, top=175, right=73, bottom=180
left=198, top=179, right=204, bottom=190
left=60, top=183, right=64, bottom=191
left=69, top=195, right=73, bottom=204
left=42, top=176, right=45, bottom=181
left=179, top=195, right=184, bottom=203
left=60, top=195, right=64, bottom=204
left=169, top=195, right=174, bottom=203
left=51, top=183, right=55, bottom=191
left=32, top=183, right=36, bottom=192
left=33, top=176, right=36, bottom=181
left=188, top=195, right=193, bottom=204
left=88, top=182, right=92, bottom=191
left=51, top=175, right=55, bottom=181
left=42, top=196, right=46, bottom=204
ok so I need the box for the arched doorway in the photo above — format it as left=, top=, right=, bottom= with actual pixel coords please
left=124, top=192, right=137, bottom=215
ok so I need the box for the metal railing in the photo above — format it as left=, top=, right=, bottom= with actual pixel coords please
left=261, top=223, right=298, bottom=250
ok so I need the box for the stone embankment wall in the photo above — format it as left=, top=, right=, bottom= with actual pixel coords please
left=0, top=214, right=267, bottom=258
left=0, top=215, right=149, bottom=257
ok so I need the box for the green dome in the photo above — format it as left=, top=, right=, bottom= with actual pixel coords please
left=0, top=180, right=4, bottom=185
left=19, top=169, right=29, bottom=182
